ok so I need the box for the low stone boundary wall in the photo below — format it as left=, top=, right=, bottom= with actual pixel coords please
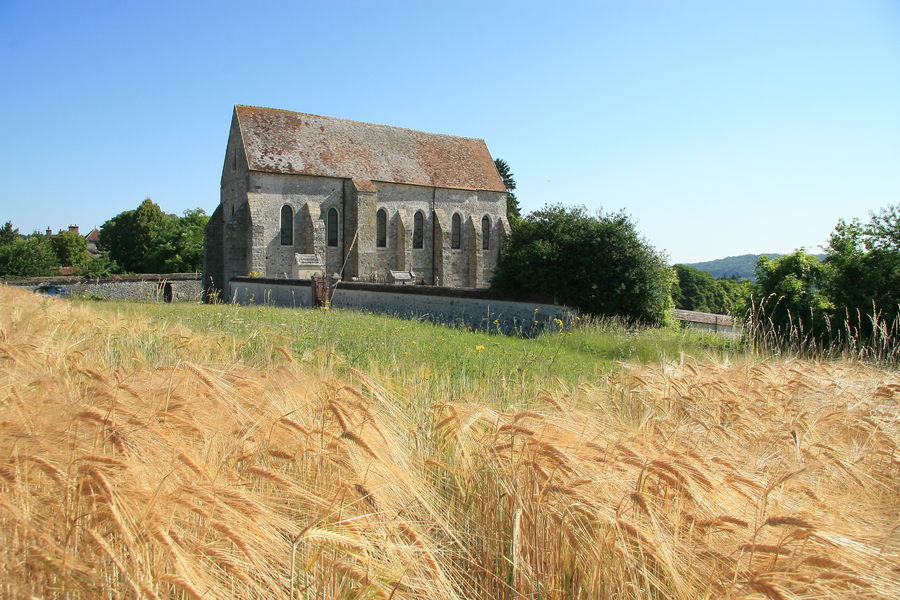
left=3, top=273, right=202, bottom=302
left=230, top=278, right=314, bottom=308
left=230, top=277, right=573, bottom=334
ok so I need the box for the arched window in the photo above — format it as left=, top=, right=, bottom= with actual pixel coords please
left=327, top=208, right=339, bottom=247
left=451, top=213, right=461, bottom=249
left=280, top=205, right=293, bottom=246
left=413, top=211, right=424, bottom=249
left=376, top=209, right=387, bottom=248
left=481, top=215, right=491, bottom=250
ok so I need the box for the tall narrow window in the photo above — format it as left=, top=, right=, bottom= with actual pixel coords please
left=280, top=205, right=293, bottom=246
left=413, top=211, right=424, bottom=249
left=376, top=209, right=387, bottom=248
left=481, top=215, right=491, bottom=250
left=451, top=213, right=461, bottom=249
left=327, top=207, right=339, bottom=247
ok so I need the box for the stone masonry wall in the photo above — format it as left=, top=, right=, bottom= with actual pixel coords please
left=229, top=277, right=572, bottom=334
left=214, top=151, right=505, bottom=300
left=229, top=278, right=313, bottom=307
left=368, top=183, right=434, bottom=283
left=247, top=172, right=344, bottom=279
left=332, top=287, right=568, bottom=334
left=339, top=182, right=506, bottom=287
left=432, top=188, right=505, bottom=288
left=5, top=274, right=202, bottom=302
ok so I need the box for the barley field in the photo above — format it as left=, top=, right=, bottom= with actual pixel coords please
left=1, top=286, right=897, bottom=599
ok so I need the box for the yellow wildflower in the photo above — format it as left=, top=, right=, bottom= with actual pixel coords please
left=475, top=345, right=485, bottom=351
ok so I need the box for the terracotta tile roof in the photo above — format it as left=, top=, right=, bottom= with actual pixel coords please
left=235, top=105, right=506, bottom=193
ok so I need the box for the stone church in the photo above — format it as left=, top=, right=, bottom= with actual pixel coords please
left=203, top=105, right=508, bottom=300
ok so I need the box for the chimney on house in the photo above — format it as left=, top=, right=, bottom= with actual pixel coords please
left=68, top=225, right=79, bottom=235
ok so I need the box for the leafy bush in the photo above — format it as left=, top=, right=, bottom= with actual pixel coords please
left=825, top=203, right=900, bottom=329
left=755, top=250, right=833, bottom=333
left=747, top=205, right=899, bottom=361
left=491, top=205, right=674, bottom=324
left=0, top=233, right=58, bottom=278
left=77, top=255, right=121, bottom=278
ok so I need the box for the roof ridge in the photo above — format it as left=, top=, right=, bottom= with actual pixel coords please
left=233, top=105, right=505, bottom=192
left=234, top=104, right=487, bottom=143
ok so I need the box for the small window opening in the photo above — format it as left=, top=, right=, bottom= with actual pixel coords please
left=280, top=205, right=293, bottom=246
left=376, top=209, right=387, bottom=248
left=451, top=213, right=461, bottom=249
left=413, top=211, right=424, bottom=249
left=327, top=207, right=339, bottom=247
left=482, top=215, right=491, bottom=250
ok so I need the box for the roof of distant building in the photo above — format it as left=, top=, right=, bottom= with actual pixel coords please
left=234, top=105, right=506, bottom=193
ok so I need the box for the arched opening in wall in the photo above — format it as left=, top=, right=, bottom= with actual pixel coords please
left=413, top=210, right=424, bottom=249
left=481, top=215, right=491, bottom=250
left=280, top=205, right=293, bottom=246
left=327, top=207, right=339, bottom=247
left=451, top=213, right=461, bottom=249
left=376, top=208, right=387, bottom=248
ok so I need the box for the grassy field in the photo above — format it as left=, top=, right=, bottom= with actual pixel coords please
left=86, top=300, right=740, bottom=407
left=2, top=288, right=897, bottom=599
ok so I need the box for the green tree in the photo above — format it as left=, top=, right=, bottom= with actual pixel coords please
left=716, top=276, right=754, bottom=316
left=0, top=234, right=58, bottom=278
left=673, top=264, right=729, bottom=313
left=0, top=222, right=19, bottom=246
left=492, top=204, right=674, bottom=323
left=50, top=230, right=88, bottom=267
left=494, top=158, right=521, bottom=225
left=99, top=199, right=186, bottom=273
left=825, top=204, right=900, bottom=327
left=145, top=208, right=209, bottom=272
left=77, top=255, right=121, bottom=278
left=755, top=250, right=833, bottom=332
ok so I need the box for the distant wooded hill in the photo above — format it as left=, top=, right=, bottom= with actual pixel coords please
left=680, top=253, right=824, bottom=281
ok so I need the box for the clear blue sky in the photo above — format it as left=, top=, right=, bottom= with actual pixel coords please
left=2, top=0, right=898, bottom=263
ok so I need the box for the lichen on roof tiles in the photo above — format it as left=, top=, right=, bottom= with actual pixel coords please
left=235, top=105, right=505, bottom=192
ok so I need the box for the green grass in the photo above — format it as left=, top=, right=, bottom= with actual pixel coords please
left=86, top=300, right=741, bottom=406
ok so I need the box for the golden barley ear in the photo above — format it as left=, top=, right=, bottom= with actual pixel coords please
left=159, top=574, right=204, bottom=600
left=273, top=346, right=294, bottom=362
